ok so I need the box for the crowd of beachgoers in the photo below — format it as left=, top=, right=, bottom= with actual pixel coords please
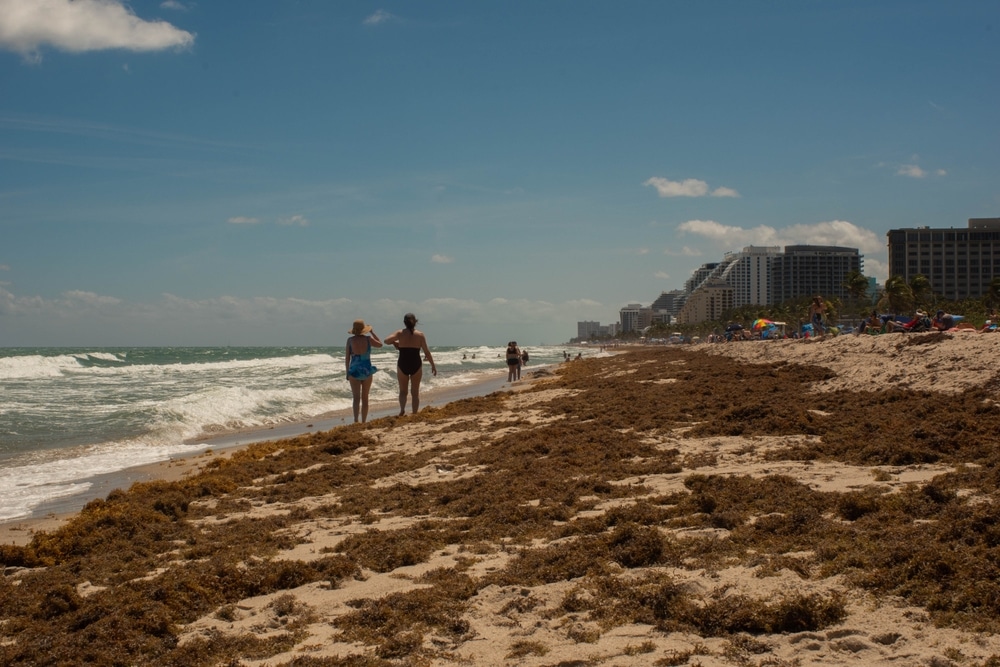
left=698, top=305, right=1000, bottom=343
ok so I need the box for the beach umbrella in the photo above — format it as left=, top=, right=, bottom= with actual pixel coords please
left=752, top=318, right=774, bottom=331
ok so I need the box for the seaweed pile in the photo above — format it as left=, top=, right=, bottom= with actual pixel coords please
left=4, top=346, right=1000, bottom=666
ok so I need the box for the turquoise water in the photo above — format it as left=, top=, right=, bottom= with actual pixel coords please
left=0, top=345, right=576, bottom=521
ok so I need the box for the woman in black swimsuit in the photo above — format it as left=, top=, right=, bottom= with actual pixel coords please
left=384, top=313, right=437, bottom=416
left=505, top=341, right=521, bottom=382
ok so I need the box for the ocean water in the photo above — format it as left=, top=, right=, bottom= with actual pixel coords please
left=0, top=345, right=577, bottom=522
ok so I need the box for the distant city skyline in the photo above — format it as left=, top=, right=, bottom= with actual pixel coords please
left=1, top=1, right=997, bottom=346
left=593, top=243, right=862, bottom=331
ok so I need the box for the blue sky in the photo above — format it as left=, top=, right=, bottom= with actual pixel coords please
left=1, top=0, right=997, bottom=346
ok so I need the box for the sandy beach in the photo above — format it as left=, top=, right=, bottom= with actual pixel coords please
left=4, top=332, right=1000, bottom=666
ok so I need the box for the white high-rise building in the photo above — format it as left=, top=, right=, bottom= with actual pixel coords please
left=691, top=246, right=780, bottom=308
left=726, top=246, right=782, bottom=307
left=676, top=244, right=861, bottom=324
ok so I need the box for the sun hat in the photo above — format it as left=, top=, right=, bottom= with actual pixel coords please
left=350, top=319, right=372, bottom=335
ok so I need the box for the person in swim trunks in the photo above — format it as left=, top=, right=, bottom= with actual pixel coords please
left=346, top=319, right=383, bottom=423
left=384, top=313, right=437, bottom=416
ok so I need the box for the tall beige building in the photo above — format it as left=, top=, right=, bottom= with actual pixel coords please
left=887, top=218, right=1000, bottom=300
left=676, top=280, right=733, bottom=325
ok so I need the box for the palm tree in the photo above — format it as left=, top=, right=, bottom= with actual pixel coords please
left=771, top=302, right=793, bottom=325
left=985, top=277, right=1000, bottom=309
left=843, top=270, right=870, bottom=317
left=909, top=274, right=934, bottom=310
left=878, top=275, right=914, bottom=315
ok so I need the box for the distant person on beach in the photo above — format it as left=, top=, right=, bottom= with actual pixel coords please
left=931, top=310, right=955, bottom=331
left=809, top=296, right=826, bottom=335
left=346, top=319, right=383, bottom=423
left=885, top=310, right=930, bottom=333
left=981, top=309, right=998, bottom=333
left=856, top=310, right=883, bottom=336
left=521, top=348, right=529, bottom=366
left=385, top=313, right=437, bottom=416
left=506, top=341, right=521, bottom=381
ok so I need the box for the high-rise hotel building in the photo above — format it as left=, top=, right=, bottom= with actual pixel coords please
left=887, top=218, right=1000, bottom=301
left=771, top=245, right=863, bottom=303
left=676, top=244, right=862, bottom=324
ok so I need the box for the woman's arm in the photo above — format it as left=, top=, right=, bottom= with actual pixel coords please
left=369, top=330, right=384, bottom=348
left=384, top=329, right=401, bottom=348
left=420, top=335, right=437, bottom=376
left=345, top=339, right=352, bottom=374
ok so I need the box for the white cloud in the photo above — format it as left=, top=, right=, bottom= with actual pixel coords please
left=565, top=298, right=602, bottom=309
left=278, top=214, right=309, bottom=227
left=892, top=155, right=946, bottom=180
left=645, top=177, right=708, bottom=197
left=363, top=9, right=398, bottom=26
left=0, top=0, right=195, bottom=62
left=678, top=218, right=883, bottom=254
left=431, top=254, right=454, bottom=264
left=663, top=246, right=701, bottom=257
left=636, top=248, right=650, bottom=255
left=63, top=290, right=122, bottom=307
left=710, top=186, right=741, bottom=198
left=898, top=164, right=927, bottom=179
left=678, top=219, right=776, bottom=245
left=781, top=220, right=883, bottom=254
left=655, top=271, right=670, bottom=280
left=644, top=177, right=740, bottom=198
left=0, top=286, right=40, bottom=316
left=227, top=216, right=259, bottom=225
left=863, top=258, right=888, bottom=281
left=160, top=1, right=188, bottom=10
left=0, top=264, right=9, bottom=271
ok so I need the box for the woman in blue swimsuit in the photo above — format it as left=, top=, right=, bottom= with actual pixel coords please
left=346, top=319, right=383, bottom=423
left=384, top=313, right=437, bottom=416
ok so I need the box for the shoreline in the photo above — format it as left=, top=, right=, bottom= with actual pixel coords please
left=0, top=364, right=550, bottom=546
